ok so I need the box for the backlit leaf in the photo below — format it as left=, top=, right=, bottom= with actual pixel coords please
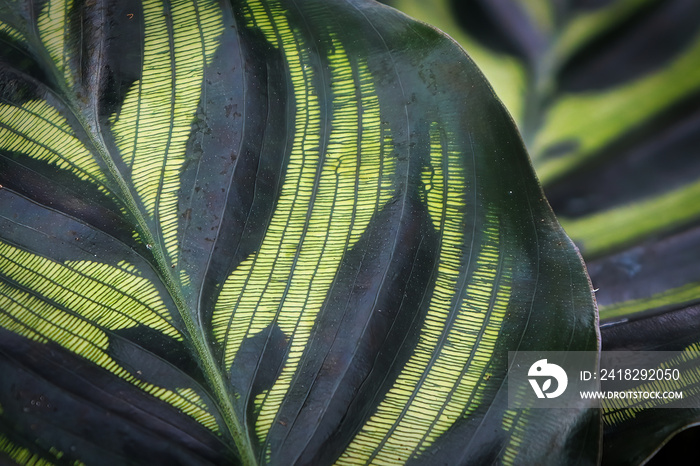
left=382, top=0, right=700, bottom=463
left=0, top=0, right=597, bottom=464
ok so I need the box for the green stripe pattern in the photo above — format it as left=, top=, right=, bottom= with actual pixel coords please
left=0, top=0, right=229, bottom=439
left=0, top=433, right=79, bottom=466
left=603, top=344, right=700, bottom=425
left=383, top=1, right=700, bottom=462
left=339, top=124, right=512, bottom=464
left=110, top=0, right=224, bottom=268
left=212, top=0, right=397, bottom=447
left=38, top=0, right=75, bottom=89
left=0, top=240, right=218, bottom=432
left=0, top=101, right=108, bottom=188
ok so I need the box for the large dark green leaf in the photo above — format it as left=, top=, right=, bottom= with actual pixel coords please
left=382, top=0, right=700, bottom=463
left=0, top=0, right=597, bottom=464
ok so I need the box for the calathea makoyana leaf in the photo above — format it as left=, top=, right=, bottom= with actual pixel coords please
left=600, top=306, right=700, bottom=466
left=0, top=0, right=597, bottom=464
left=381, top=0, right=700, bottom=463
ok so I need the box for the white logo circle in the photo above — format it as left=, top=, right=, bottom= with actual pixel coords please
left=528, top=359, right=568, bottom=399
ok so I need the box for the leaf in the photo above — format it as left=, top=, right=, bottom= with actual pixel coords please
left=381, top=0, right=700, bottom=463
left=601, top=307, right=700, bottom=465
left=541, top=378, right=552, bottom=393
left=0, top=0, right=597, bottom=464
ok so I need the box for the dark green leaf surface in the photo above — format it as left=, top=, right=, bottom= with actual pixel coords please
left=382, top=0, right=700, bottom=463
left=0, top=0, right=597, bottom=464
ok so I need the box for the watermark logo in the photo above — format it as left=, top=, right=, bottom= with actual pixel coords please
left=509, top=351, right=696, bottom=408
left=528, top=359, right=568, bottom=399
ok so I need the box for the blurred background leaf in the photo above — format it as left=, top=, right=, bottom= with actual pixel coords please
left=380, top=0, right=700, bottom=463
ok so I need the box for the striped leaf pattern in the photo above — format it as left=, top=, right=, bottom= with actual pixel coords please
left=0, top=0, right=597, bottom=464
left=383, top=0, right=700, bottom=463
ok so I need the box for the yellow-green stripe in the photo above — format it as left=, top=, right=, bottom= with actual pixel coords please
left=111, top=0, right=224, bottom=269
left=533, top=32, right=700, bottom=182
left=501, top=408, right=531, bottom=466
left=600, top=281, right=700, bottom=321
left=0, top=281, right=218, bottom=432
left=0, top=240, right=219, bottom=431
left=603, top=343, right=700, bottom=424
left=0, top=21, right=25, bottom=42
left=0, top=241, right=179, bottom=339
left=561, top=178, right=700, bottom=257
left=0, top=432, right=56, bottom=466
left=38, top=0, right=75, bottom=89
left=0, top=100, right=108, bottom=187
left=213, top=0, right=396, bottom=449
left=340, top=124, right=512, bottom=464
